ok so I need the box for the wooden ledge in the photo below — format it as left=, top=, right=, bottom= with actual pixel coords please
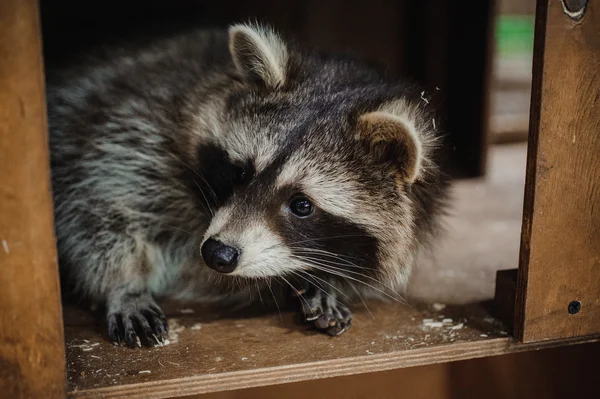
left=65, top=300, right=599, bottom=399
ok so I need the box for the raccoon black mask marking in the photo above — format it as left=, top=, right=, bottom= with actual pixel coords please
left=47, top=22, right=449, bottom=345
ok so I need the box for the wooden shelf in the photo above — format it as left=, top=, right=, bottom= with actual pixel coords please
left=63, top=143, right=599, bottom=398
left=64, top=301, right=599, bottom=399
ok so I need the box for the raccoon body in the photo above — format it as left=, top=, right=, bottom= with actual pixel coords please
left=47, top=23, right=449, bottom=345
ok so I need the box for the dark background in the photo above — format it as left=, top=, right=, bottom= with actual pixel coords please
left=40, top=0, right=496, bottom=179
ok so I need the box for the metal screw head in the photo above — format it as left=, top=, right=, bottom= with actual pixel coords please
left=568, top=300, right=581, bottom=314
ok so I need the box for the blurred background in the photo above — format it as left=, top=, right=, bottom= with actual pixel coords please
left=490, top=0, right=534, bottom=145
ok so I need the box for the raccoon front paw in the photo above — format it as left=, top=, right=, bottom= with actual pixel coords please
left=298, top=284, right=352, bottom=336
left=106, top=293, right=168, bottom=348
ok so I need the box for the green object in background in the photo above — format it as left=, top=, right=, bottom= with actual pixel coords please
left=496, top=14, right=535, bottom=55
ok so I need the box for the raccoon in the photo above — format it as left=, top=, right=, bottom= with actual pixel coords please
left=47, top=22, right=449, bottom=347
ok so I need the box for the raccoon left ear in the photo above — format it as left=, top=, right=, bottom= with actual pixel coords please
left=229, top=23, right=289, bottom=90
left=356, top=105, right=423, bottom=184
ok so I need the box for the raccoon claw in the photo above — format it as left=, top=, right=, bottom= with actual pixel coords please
left=300, top=284, right=352, bottom=336
left=106, top=296, right=168, bottom=348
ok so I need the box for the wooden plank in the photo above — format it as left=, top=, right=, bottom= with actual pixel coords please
left=64, top=299, right=599, bottom=399
left=0, top=0, right=67, bottom=398
left=64, top=301, right=510, bottom=398
left=516, top=0, right=600, bottom=342
left=190, top=342, right=600, bottom=399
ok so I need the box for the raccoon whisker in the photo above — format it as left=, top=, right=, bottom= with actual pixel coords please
left=189, top=167, right=219, bottom=205
left=168, top=153, right=219, bottom=205
left=163, top=224, right=197, bottom=236
left=293, top=254, right=384, bottom=285
left=293, top=271, right=350, bottom=310
left=318, top=263, right=407, bottom=306
left=280, top=275, right=312, bottom=314
left=298, top=260, right=406, bottom=305
left=290, top=247, right=373, bottom=264
left=255, top=280, right=264, bottom=304
left=258, top=235, right=371, bottom=255
left=290, top=270, right=325, bottom=291
left=297, top=255, right=401, bottom=296
left=284, top=234, right=371, bottom=247
left=266, top=278, right=283, bottom=321
left=312, top=266, right=406, bottom=306
left=295, top=270, right=352, bottom=303
left=291, top=248, right=372, bottom=271
left=246, top=280, right=253, bottom=304
left=289, top=270, right=346, bottom=308
left=172, top=180, right=214, bottom=217
left=348, top=281, right=375, bottom=320
left=292, top=270, right=351, bottom=305
left=191, top=177, right=215, bottom=217
left=293, top=253, right=373, bottom=275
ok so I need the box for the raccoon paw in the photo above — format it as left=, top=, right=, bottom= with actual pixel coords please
left=299, top=284, right=352, bottom=336
left=106, top=293, right=168, bottom=348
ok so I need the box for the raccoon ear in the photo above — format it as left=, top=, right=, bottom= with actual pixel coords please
left=228, top=23, right=289, bottom=89
left=356, top=105, right=423, bottom=184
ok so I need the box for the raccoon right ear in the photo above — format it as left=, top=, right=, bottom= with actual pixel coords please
left=228, top=23, right=289, bottom=90
left=356, top=102, right=424, bottom=184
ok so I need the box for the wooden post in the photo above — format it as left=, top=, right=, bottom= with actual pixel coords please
left=516, top=0, right=600, bottom=342
left=0, top=0, right=67, bottom=397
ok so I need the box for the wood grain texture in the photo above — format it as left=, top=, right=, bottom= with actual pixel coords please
left=64, top=301, right=511, bottom=398
left=0, top=0, right=67, bottom=397
left=193, top=342, right=600, bottom=399
left=64, top=299, right=598, bottom=399
left=516, top=0, right=600, bottom=342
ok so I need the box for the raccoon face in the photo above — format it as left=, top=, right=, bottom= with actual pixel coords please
left=197, top=23, right=446, bottom=293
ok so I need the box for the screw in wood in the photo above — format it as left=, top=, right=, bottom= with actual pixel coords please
left=568, top=300, right=581, bottom=314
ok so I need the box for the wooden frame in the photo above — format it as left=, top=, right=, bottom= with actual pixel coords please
left=515, top=0, right=600, bottom=342
left=1, top=0, right=599, bottom=397
left=0, top=0, right=66, bottom=397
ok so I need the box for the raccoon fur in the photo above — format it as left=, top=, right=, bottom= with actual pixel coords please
left=47, top=22, right=449, bottom=346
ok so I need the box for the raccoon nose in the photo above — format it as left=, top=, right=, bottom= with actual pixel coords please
left=201, top=238, right=239, bottom=273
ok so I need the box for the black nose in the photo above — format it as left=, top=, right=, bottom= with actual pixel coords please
left=201, top=238, right=240, bottom=273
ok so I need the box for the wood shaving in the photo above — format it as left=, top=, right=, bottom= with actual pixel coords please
left=431, top=302, right=446, bottom=312
left=421, top=319, right=444, bottom=329
left=72, top=341, right=100, bottom=351
left=166, top=319, right=186, bottom=344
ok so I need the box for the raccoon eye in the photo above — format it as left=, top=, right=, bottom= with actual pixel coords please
left=232, top=164, right=247, bottom=185
left=289, top=196, right=314, bottom=217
